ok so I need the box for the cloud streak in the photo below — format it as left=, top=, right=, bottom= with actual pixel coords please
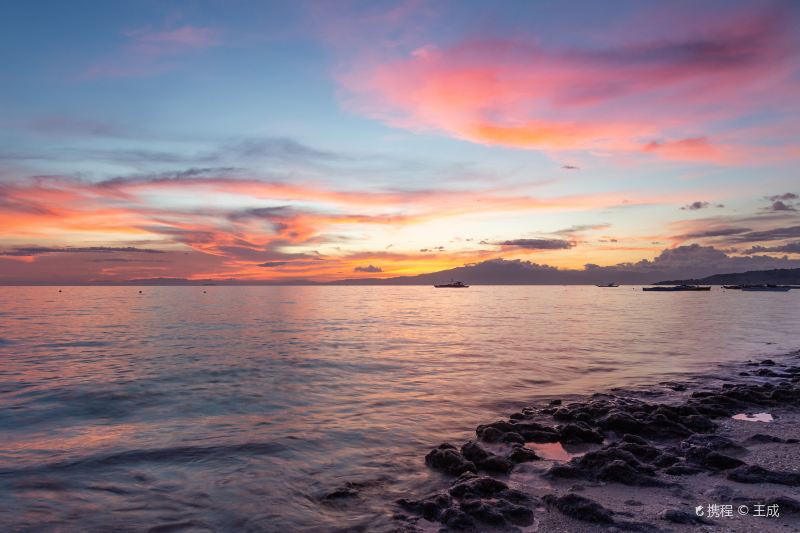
left=84, top=24, right=222, bottom=79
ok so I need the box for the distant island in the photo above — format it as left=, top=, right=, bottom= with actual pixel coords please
left=654, top=268, right=800, bottom=286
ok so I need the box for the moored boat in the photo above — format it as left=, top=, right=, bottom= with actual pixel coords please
left=596, top=282, right=619, bottom=287
left=740, top=285, right=791, bottom=292
left=643, top=285, right=711, bottom=292
left=434, top=280, right=469, bottom=288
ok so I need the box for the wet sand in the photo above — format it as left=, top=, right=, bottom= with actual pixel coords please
left=395, top=350, right=800, bottom=531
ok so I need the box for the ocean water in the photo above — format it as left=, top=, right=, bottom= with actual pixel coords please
left=0, top=285, right=798, bottom=532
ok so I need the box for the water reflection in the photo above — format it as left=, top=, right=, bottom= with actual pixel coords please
left=0, top=286, right=798, bottom=531
left=525, top=441, right=593, bottom=461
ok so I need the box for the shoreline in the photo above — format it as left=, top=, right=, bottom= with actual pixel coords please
left=393, top=350, right=800, bottom=531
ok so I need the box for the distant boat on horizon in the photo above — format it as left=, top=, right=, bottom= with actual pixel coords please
left=596, top=282, right=619, bottom=287
left=434, top=280, right=469, bottom=288
left=740, top=285, right=791, bottom=292
left=643, top=285, right=711, bottom=292
left=723, top=284, right=793, bottom=291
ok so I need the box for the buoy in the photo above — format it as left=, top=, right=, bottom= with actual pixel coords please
left=138, top=290, right=142, bottom=293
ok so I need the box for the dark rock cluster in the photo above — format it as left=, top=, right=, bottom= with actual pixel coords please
left=398, top=473, right=535, bottom=530
left=397, top=355, right=800, bottom=530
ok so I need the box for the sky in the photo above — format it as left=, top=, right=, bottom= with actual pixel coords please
left=1, top=0, right=799, bottom=283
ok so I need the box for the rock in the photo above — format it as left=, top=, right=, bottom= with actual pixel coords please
left=521, top=430, right=561, bottom=443
left=766, top=496, right=800, bottom=513
left=620, top=434, right=648, bottom=446
left=501, top=432, right=525, bottom=445
left=597, top=459, right=664, bottom=486
left=548, top=444, right=664, bottom=486
left=552, top=408, right=571, bottom=421
left=682, top=434, right=741, bottom=451
left=559, top=423, right=604, bottom=444
left=702, top=452, right=745, bottom=470
left=425, top=444, right=477, bottom=476
left=727, top=465, right=800, bottom=486
left=652, top=453, right=680, bottom=468
left=440, top=508, right=475, bottom=529
left=460, top=441, right=513, bottom=474
left=658, top=509, right=710, bottom=525
left=508, top=445, right=539, bottom=463
left=747, top=433, right=786, bottom=444
left=616, top=442, right=661, bottom=462
left=684, top=414, right=716, bottom=432
left=543, top=493, right=615, bottom=524
left=663, top=463, right=703, bottom=476
left=494, top=499, right=535, bottom=526
left=460, top=441, right=490, bottom=463
left=448, top=475, right=507, bottom=499
left=459, top=500, right=505, bottom=525
left=480, top=455, right=514, bottom=474
left=475, top=421, right=512, bottom=442
left=512, top=421, right=560, bottom=442
left=398, top=493, right=452, bottom=521
left=761, top=359, right=776, bottom=366
left=597, top=411, right=644, bottom=434
left=477, top=426, right=504, bottom=442
left=549, top=399, right=562, bottom=406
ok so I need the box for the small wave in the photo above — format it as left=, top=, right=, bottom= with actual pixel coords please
left=35, top=341, right=110, bottom=348
left=0, top=441, right=287, bottom=477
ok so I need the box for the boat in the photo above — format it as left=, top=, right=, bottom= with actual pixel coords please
left=643, top=285, right=711, bottom=292
left=740, top=285, right=791, bottom=292
left=434, top=280, right=469, bottom=288
left=596, top=282, right=619, bottom=287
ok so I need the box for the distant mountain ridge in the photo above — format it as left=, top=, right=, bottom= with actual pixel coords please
left=655, top=268, right=800, bottom=286
left=332, top=258, right=664, bottom=285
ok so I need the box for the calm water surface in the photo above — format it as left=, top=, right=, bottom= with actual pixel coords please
left=1, top=286, right=798, bottom=531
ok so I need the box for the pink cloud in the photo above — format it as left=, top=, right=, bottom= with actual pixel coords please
left=337, top=5, right=798, bottom=163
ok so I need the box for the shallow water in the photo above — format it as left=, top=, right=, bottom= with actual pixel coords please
left=0, top=285, right=798, bottom=531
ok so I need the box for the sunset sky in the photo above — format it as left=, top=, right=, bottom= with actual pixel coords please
left=1, top=0, right=799, bottom=282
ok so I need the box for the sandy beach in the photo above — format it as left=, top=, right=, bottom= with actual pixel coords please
left=396, top=351, right=800, bottom=531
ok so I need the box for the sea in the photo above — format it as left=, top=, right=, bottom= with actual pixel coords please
left=1, top=286, right=798, bottom=531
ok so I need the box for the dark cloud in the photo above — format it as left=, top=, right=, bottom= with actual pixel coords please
left=561, top=165, right=579, bottom=170
left=227, top=206, right=294, bottom=222
left=552, top=224, right=609, bottom=235
left=742, top=241, right=800, bottom=254
left=257, top=261, right=289, bottom=268
left=0, top=246, right=166, bottom=257
left=768, top=192, right=798, bottom=201
left=354, top=264, right=382, bottom=272
left=89, top=258, right=167, bottom=263
left=684, top=227, right=751, bottom=238
left=769, top=200, right=796, bottom=211
left=732, top=225, right=800, bottom=242
left=681, top=201, right=710, bottom=210
left=497, top=238, right=575, bottom=250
